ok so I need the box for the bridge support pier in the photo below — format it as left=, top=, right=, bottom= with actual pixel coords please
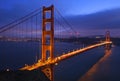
left=41, top=65, right=54, bottom=81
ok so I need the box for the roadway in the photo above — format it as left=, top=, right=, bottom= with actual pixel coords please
left=20, top=41, right=112, bottom=71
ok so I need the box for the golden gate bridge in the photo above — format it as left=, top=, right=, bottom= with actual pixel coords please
left=0, top=5, right=112, bottom=81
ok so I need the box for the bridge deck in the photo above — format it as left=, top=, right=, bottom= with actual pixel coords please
left=20, top=41, right=112, bottom=71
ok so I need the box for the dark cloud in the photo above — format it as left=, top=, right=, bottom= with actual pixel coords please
left=67, top=8, right=120, bottom=30
left=0, top=4, right=30, bottom=26
left=0, top=0, right=43, bottom=26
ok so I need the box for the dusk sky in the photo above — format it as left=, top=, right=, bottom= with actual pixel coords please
left=0, top=0, right=120, bottom=37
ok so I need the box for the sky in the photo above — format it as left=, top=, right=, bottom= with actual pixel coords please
left=0, top=0, right=120, bottom=37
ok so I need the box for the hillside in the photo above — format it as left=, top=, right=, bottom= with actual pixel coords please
left=0, top=69, right=50, bottom=81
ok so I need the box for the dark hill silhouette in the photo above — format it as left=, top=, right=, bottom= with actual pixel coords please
left=0, top=69, right=50, bottom=81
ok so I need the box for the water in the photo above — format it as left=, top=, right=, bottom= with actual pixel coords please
left=0, top=41, right=120, bottom=81
left=78, top=46, right=120, bottom=81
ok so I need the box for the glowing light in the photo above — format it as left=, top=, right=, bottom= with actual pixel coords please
left=55, top=63, right=58, bottom=66
left=6, top=69, right=10, bottom=71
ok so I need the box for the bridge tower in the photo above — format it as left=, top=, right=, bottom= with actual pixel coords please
left=105, top=31, right=111, bottom=50
left=106, top=31, right=110, bottom=42
left=41, top=5, right=54, bottom=81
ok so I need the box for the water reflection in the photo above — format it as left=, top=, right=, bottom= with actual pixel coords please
left=78, top=49, right=112, bottom=81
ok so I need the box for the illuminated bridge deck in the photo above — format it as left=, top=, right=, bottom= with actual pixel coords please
left=20, top=41, right=112, bottom=71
